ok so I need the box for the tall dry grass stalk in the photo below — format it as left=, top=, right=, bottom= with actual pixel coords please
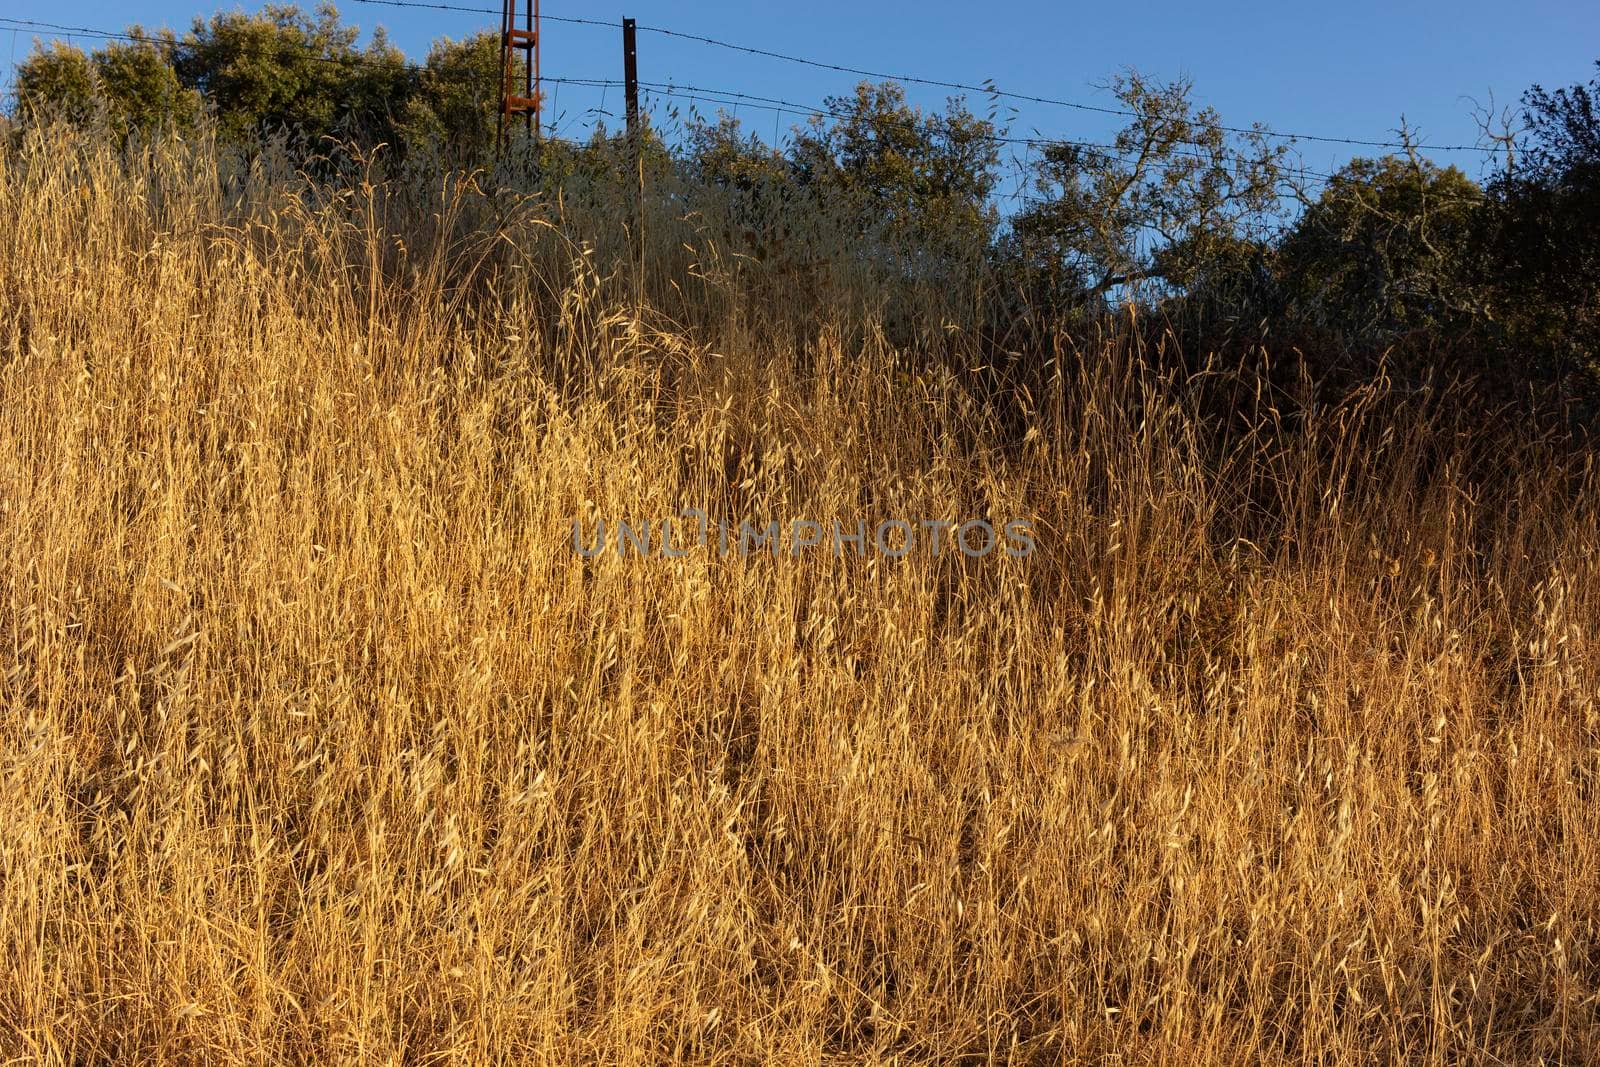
left=1, top=127, right=1598, bottom=1064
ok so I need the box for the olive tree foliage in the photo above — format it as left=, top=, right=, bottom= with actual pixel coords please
left=1008, top=71, right=1289, bottom=305
left=396, top=32, right=501, bottom=164
left=171, top=4, right=410, bottom=146
left=788, top=82, right=1002, bottom=263
left=684, top=113, right=793, bottom=203
left=1481, top=61, right=1600, bottom=373
left=14, top=32, right=200, bottom=140
left=1278, top=152, right=1485, bottom=341
left=681, top=113, right=802, bottom=246
left=14, top=42, right=97, bottom=127
left=669, top=81, right=1004, bottom=321
left=12, top=4, right=445, bottom=154
left=680, top=108, right=825, bottom=248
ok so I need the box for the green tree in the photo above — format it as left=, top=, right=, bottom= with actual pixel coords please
left=14, top=41, right=98, bottom=127
left=171, top=3, right=412, bottom=146
left=93, top=35, right=202, bottom=140
left=14, top=33, right=200, bottom=140
left=400, top=32, right=501, bottom=162
left=790, top=81, right=1001, bottom=259
left=681, top=113, right=802, bottom=255
left=1482, top=61, right=1600, bottom=374
left=1278, top=154, right=1484, bottom=340
left=1011, top=70, right=1288, bottom=304
left=686, top=113, right=791, bottom=193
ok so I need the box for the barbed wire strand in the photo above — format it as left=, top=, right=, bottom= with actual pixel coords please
left=0, top=14, right=1373, bottom=189
left=340, top=0, right=1500, bottom=155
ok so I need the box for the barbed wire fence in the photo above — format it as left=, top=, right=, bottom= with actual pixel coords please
left=0, top=6, right=1506, bottom=205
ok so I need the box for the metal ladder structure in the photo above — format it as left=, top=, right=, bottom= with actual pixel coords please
left=496, top=0, right=541, bottom=151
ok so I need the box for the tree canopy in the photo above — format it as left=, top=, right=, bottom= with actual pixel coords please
left=6, top=5, right=1597, bottom=385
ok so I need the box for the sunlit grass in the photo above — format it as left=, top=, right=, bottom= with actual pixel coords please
left=1, top=126, right=1597, bottom=1064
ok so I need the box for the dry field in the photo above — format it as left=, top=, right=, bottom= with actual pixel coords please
left=1, top=129, right=1598, bottom=1064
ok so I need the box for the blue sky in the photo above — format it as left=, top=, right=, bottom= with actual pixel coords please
left=4, top=0, right=1597, bottom=190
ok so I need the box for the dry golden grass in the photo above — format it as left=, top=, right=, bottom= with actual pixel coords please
left=2, top=128, right=1598, bottom=1064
